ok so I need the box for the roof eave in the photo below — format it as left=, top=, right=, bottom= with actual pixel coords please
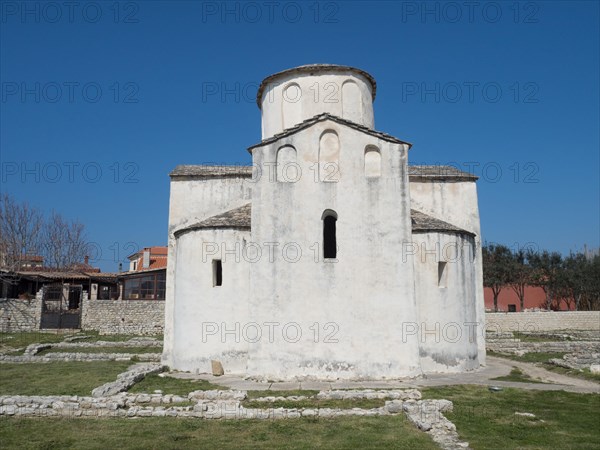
left=247, top=114, right=412, bottom=153
left=174, top=225, right=251, bottom=239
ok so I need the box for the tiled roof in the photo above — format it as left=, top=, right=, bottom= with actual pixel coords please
left=411, top=210, right=474, bottom=236
left=144, top=257, right=167, bottom=271
left=175, top=203, right=251, bottom=238
left=170, top=165, right=253, bottom=179
left=15, top=271, right=120, bottom=281
left=175, top=203, right=472, bottom=238
left=169, top=163, right=477, bottom=182
left=127, top=246, right=168, bottom=260
left=409, top=165, right=478, bottom=181
left=257, top=64, right=377, bottom=107
left=121, top=266, right=166, bottom=276
left=248, top=113, right=412, bottom=151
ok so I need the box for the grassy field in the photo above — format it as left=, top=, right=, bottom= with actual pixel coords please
left=0, top=416, right=438, bottom=449
left=422, top=385, right=600, bottom=449
left=512, top=332, right=561, bottom=342
left=0, top=331, right=73, bottom=350
left=37, top=346, right=161, bottom=355
left=0, top=331, right=163, bottom=352
left=0, top=361, right=133, bottom=396
left=79, top=331, right=164, bottom=342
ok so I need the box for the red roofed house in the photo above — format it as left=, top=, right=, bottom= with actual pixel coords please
left=121, top=247, right=167, bottom=300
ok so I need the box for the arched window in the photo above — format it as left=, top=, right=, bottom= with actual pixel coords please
left=282, top=83, right=302, bottom=130
left=322, top=210, right=338, bottom=259
left=276, top=145, right=298, bottom=182
left=342, top=80, right=362, bottom=124
left=319, top=130, right=340, bottom=182
left=364, top=145, right=381, bottom=177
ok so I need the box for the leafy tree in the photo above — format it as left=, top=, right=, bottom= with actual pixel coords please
left=507, top=249, right=532, bottom=312
left=482, top=243, right=513, bottom=312
left=527, top=250, right=563, bottom=310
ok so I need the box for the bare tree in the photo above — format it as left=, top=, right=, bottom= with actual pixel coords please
left=42, top=212, right=89, bottom=270
left=0, top=194, right=44, bottom=278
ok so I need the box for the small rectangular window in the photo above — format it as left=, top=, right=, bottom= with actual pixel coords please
left=508, top=304, right=517, bottom=312
left=438, top=262, right=447, bottom=288
left=213, top=259, right=222, bottom=287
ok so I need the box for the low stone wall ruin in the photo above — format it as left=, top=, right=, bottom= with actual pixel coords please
left=485, top=311, right=600, bottom=333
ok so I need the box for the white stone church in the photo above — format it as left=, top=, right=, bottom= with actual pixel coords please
left=163, top=65, right=486, bottom=380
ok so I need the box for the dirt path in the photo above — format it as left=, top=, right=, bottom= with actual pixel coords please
left=506, top=357, right=600, bottom=390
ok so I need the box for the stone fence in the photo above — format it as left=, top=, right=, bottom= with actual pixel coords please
left=0, top=294, right=42, bottom=332
left=485, top=311, right=600, bottom=333
left=80, top=299, right=164, bottom=335
left=0, top=297, right=164, bottom=335
left=3, top=296, right=599, bottom=336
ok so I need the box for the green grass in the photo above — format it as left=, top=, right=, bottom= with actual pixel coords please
left=0, top=415, right=437, bottom=449
left=0, top=361, right=133, bottom=396
left=127, top=373, right=229, bottom=395
left=422, top=385, right=600, bottom=449
left=491, top=367, right=545, bottom=384
left=512, top=332, right=559, bottom=343
left=37, top=346, right=161, bottom=355
left=489, top=350, right=567, bottom=364
left=0, top=331, right=73, bottom=350
left=81, top=330, right=164, bottom=342
left=0, top=331, right=164, bottom=354
left=540, top=364, right=600, bottom=383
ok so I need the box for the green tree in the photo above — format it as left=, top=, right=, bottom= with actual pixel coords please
left=527, top=250, right=563, bottom=310
left=508, top=249, right=532, bottom=312
left=482, top=243, right=513, bottom=312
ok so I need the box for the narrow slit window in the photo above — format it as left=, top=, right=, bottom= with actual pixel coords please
left=437, top=262, right=447, bottom=288
left=213, top=259, right=222, bottom=287
left=323, top=213, right=337, bottom=259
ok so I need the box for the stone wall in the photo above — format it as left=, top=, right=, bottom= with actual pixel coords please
left=80, top=299, right=164, bottom=335
left=0, top=294, right=42, bottom=332
left=486, top=311, right=600, bottom=333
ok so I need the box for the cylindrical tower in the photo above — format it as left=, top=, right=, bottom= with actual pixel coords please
left=257, top=64, right=376, bottom=139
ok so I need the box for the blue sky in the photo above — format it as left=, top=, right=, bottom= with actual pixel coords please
left=1, top=0, right=598, bottom=271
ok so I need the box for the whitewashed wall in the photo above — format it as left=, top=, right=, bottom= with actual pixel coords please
left=412, top=232, right=480, bottom=373
left=260, top=71, right=375, bottom=139
left=163, top=177, right=252, bottom=369
left=166, top=228, right=251, bottom=373
left=247, top=119, right=420, bottom=380
left=409, top=180, right=486, bottom=365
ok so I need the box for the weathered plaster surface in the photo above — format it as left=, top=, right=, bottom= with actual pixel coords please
left=164, top=65, right=486, bottom=379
